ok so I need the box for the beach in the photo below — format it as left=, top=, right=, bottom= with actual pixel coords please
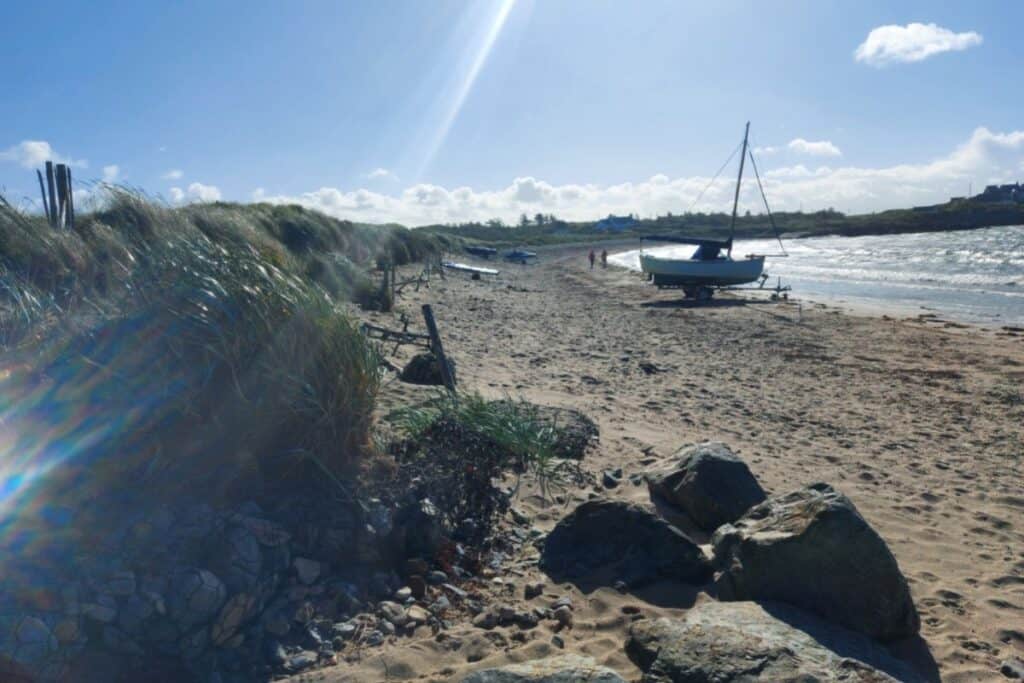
left=334, top=245, right=1024, bottom=682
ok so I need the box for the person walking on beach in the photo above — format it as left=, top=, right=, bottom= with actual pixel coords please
left=588, top=249, right=596, bottom=270
left=601, top=249, right=608, bottom=268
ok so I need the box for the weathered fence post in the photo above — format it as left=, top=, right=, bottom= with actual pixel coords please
left=55, top=163, right=68, bottom=228
left=37, top=170, right=51, bottom=225
left=45, top=162, right=58, bottom=228
left=421, top=304, right=456, bottom=392
left=66, top=167, right=75, bottom=229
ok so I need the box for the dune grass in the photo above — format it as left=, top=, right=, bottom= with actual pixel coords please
left=0, top=191, right=450, bottom=513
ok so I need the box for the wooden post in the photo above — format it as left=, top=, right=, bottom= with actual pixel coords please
left=37, top=170, right=50, bottom=224
left=422, top=304, right=456, bottom=392
left=66, top=167, right=75, bottom=229
left=45, top=162, right=58, bottom=228
left=55, top=164, right=68, bottom=228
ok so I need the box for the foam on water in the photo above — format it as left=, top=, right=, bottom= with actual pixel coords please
left=609, top=225, right=1024, bottom=326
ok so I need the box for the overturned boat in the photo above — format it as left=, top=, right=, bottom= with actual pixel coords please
left=640, top=122, right=785, bottom=298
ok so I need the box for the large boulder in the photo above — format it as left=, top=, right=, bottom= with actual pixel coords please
left=540, top=500, right=709, bottom=587
left=646, top=442, right=766, bottom=531
left=399, top=352, right=454, bottom=386
left=712, top=483, right=919, bottom=640
left=626, top=601, right=924, bottom=683
left=461, top=653, right=626, bottom=682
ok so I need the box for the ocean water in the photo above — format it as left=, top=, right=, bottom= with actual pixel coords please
left=609, top=225, right=1024, bottom=327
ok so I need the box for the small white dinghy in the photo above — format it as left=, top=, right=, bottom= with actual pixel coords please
left=640, top=122, right=785, bottom=299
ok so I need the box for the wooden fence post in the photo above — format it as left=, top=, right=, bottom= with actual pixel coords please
left=421, top=304, right=456, bottom=392
left=37, top=170, right=50, bottom=225
left=45, top=162, right=58, bottom=228
left=55, top=164, right=68, bottom=228
left=66, top=167, right=75, bottom=229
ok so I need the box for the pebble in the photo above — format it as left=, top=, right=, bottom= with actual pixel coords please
left=551, top=596, right=574, bottom=611
left=442, top=583, right=467, bottom=599
left=524, top=582, right=545, bottom=600
left=394, top=586, right=413, bottom=601
left=472, top=611, right=497, bottom=630
left=378, top=601, right=407, bottom=626
left=426, top=570, right=448, bottom=585
left=285, top=650, right=318, bottom=673
left=1003, top=658, right=1024, bottom=679
left=551, top=635, right=565, bottom=649
left=293, top=557, right=321, bottom=585
left=363, top=630, right=385, bottom=646
left=405, top=605, right=431, bottom=624
left=552, top=605, right=573, bottom=628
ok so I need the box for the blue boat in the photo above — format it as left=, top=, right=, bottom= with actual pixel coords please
left=504, top=248, right=537, bottom=263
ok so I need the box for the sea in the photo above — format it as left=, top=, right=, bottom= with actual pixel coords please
left=608, top=225, right=1024, bottom=327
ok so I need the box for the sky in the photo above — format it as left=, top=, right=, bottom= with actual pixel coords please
left=2, top=0, right=1023, bottom=225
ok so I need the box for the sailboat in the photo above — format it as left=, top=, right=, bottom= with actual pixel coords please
left=640, top=122, right=782, bottom=298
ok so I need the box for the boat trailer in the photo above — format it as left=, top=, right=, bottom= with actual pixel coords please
left=648, top=272, right=791, bottom=302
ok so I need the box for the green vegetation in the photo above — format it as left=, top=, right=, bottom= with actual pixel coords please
left=419, top=199, right=1024, bottom=246
left=385, top=392, right=581, bottom=539
left=0, top=191, right=452, bottom=509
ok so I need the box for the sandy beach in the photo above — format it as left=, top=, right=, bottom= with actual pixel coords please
left=330, top=245, right=1024, bottom=682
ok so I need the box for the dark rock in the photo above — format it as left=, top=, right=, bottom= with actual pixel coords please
left=645, top=441, right=766, bottom=531
left=168, top=569, right=227, bottom=632
left=626, top=601, right=924, bottom=682
left=460, top=654, right=626, bottom=682
left=524, top=582, right=544, bottom=600
left=526, top=405, right=599, bottom=460
left=399, top=353, right=455, bottom=386
left=1003, top=657, right=1024, bottom=679
left=394, top=499, right=445, bottom=559
left=712, top=483, right=920, bottom=641
left=540, top=500, right=709, bottom=586
left=601, top=470, right=620, bottom=489
left=426, top=570, right=448, bottom=585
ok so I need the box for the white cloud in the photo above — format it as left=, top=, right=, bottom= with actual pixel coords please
left=0, top=140, right=88, bottom=169
left=102, top=165, right=120, bottom=183
left=251, top=188, right=266, bottom=201
left=753, top=146, right=778, bottom=156
left=787, top=138, right=842, bottom=157
left=367, top=167, right=398, bottom=181
left=855, top=23, right=982, bottom=67
left=169, top=182, right=222, bottom=204
left=251, top=127, right=1024, bottom=223
left=162, top=169, right=184, bottom=180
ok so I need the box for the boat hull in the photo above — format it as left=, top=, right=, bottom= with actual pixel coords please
left=639, top=254, right=765, bottom=287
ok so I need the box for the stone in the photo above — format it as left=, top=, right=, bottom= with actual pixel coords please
left=210, top=593, right=255, bottom=646
left=645, top=441, right=766, bottom=531
left=399, top=352, right=453, bottom=386
left=540, top=500, right=709, bottom=586
left=712, top=483, right=920, bottom=640
left=601, top=470, right=620, bottom=489
left=524, top=582, right=544, bottom=600
left=101, top=571, right=137, bottom=597
left=408, top=575, right=428, bottom=599
left=460, top=653, right=626, bottom=682
left=235, top=514, right=291, bottom=547
left=262, top=609, right=291, bottom=637
left=82, top=600, right=118, bottom=624
left=293, top=557, right=321, bottom=585
left=102, top=626, right=144, bottom=656
left=426, top=570, right=448, bottom=585
left=379, top=601, right=408, bottom=626
left=213, top=525, right=263, bottom=594
left=406, top=605, right=431, bottom=624
left=332, top=622, right=357, bottom=640
left=0, top=615, right=58, bottom=680
left=168, top=569, right=227, bottom=632
left=394, top=587, right=413, bottom=601
left=472, top=611, right=497, bottom=630
left=552, top=606, right=573, bottom=628
left=1003, top=658, right=1024, bottom=679
left=284, top=650, right=318, bottom=673
left=626, top=602, right=925, bottom=683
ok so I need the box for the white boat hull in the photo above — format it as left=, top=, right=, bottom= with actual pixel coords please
left=639, top=254, right=765, bottom=287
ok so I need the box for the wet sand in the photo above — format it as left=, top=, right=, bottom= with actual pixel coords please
left=326, top=245, right=1024, bottom=682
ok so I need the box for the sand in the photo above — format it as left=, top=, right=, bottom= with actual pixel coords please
left=315, top=245, right=1024, bottom=682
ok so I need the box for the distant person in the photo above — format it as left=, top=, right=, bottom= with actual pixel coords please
left=601, top=249, right=608, bottom=268
left=588, top=249, right=596, bottom=270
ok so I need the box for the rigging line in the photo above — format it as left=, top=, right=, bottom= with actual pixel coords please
left=684, top=139, right=744, bottom=215
left=747, top=148, right=788, bottom=256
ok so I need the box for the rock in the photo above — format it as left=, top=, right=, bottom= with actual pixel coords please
left=213, top=525, right=263, bottom=593
left=601, top=470, right=620, bottom=489
left=284, top=650, right=318, bottom=673
left=0, top=615, right=59, bottom=681
left=461, top=653, right=626, bottom=682
left=524, top=582, right=544, bottom=600
left=293, top=557, right=321, bottom=585
left=551, top=606, right=573, bottom=628
left=472, top=611, right=497, bottom=630
left=406, top=605, right=431, bottom=624
left=1003, top=658, right=1024, bottom=679
left=210, top=593, right=255, bottom=646
left=102, top=626, right=144, bottom=656
left=82, top=599, right=118, bottom=624
left=101, top=571, right=137, bottom=597
left=540, top=500, right=709, bottom=586
left=396, top=499, right=445, bottom=559
left=712, top=483, right=919, bottom=640
left=529, top=405, right=600, bottom=460
left=626, top=601, right=925, bottom=683
left=262, top=609, right=291, bottom=637
left=394, top=586, right=413, bottom=601
left=332, top=622, right=357, bottom=640
left=408, top=576, right=427, bottom=599
left=399, top=352, right=454, bottom=386
left=426, top=570, right=448, bottom=585
left=645, top=441, right=766, bottom=531
left=168, top=569, right=227, bottom=632
left=378, top=601, right=407, bottom=626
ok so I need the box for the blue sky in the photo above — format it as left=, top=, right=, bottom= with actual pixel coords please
left=2, top=1, right=1022, bottom=224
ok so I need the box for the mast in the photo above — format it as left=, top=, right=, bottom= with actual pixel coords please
left=727, top=121, right=750, bottom=256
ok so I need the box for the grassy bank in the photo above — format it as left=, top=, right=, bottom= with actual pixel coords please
left=0, top=192, right=452, bottom=518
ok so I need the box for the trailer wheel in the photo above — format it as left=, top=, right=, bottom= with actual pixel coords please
left=696, top=286, right=714, bottom=302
